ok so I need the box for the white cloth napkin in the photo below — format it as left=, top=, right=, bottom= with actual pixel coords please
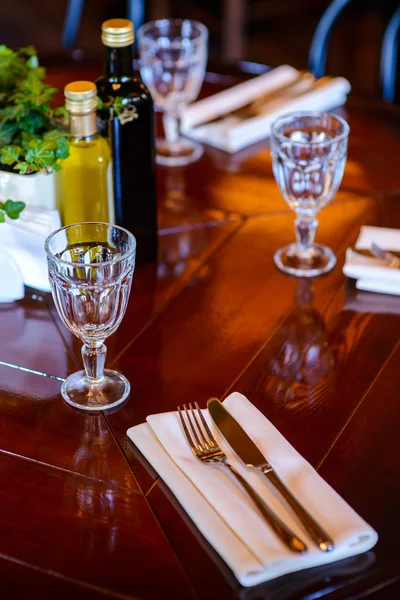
left=127, top=392, right=377, bottom=587
left=0, top=206, right=61, bottom=293
left=343, top=226, right=400, bottom=296
left=180, top=66, right=351, bottom=153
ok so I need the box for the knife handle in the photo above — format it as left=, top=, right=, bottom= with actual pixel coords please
left=223, top=463, right=307, bottom=554
left=262, top=468, right=334, bottom=552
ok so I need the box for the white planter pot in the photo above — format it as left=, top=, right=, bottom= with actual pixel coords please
left=0, top=168, right=62, bottom=210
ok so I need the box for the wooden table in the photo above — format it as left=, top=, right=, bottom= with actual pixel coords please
left=1, top=64, right=400, bottom=599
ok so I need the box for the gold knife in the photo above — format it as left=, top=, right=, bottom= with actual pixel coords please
left=207, top=397, right=334, bottom=552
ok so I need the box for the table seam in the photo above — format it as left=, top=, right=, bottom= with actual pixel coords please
left=0, top=448, right=141, bottom=494
left=0, top=551, right=140, bottom=600
left=110, top=218, right=246, bottom=366
left=316, top=337, right=400, bottom=473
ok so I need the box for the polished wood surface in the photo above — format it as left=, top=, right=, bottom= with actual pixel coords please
left=1, top=65, right=400, bottom=599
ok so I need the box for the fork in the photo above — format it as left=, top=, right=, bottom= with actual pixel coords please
left=370, top=243, right=400, bottom=269
left=178, top=402, right=307, bottom=554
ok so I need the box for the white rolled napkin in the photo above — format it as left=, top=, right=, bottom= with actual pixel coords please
left=128, top=392, right=377, bottom=587
left=0, top=206, right=61, bottom=293
left=343, top=226, right=400, bottom=296
left=180, top=66, right=351, bottom=153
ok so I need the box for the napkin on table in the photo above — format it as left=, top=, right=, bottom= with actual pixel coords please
left=180, top=65, right=351, bottom=153
left=0, top=206, right=61, bottom=294
left=128, top=392, right=377, bottom=587
left=343, top=226, right=400, bottom=296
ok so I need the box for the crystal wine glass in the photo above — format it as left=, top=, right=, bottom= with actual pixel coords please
left=270, top=111, right=349, bottom=277
left=45, top=222, right=136, bottom=411
left=138, top=18, right=208, bottom=167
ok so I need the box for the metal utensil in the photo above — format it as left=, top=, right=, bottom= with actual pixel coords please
left=178, top=402, right=307, bottom=554
left=207, top=398, right=334, bottom=552
left=370, top=243, right=400, bottom=269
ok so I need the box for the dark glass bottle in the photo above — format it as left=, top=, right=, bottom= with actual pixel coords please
left=96, top=19, right=157, bottom=264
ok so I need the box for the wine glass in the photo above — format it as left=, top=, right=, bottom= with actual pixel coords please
left=138, top=18, right=208, bottom=167
left=270, top=111, right=349, bottom=277
left=45, top=222, right=136, bottom=411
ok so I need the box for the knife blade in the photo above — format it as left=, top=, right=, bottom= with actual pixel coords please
left=207, top=397, right=334, bottom=552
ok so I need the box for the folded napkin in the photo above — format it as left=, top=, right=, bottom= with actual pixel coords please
left=343, top=226, right=400, bottom=296
left=128, top=392, right=377, bottom=587
left=0, top=206, right=61, bottom=294
left=180, top=66, right=351, bottom=153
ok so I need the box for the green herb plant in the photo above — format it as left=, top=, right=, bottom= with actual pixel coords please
left=0, top=45, right=69, bottom=175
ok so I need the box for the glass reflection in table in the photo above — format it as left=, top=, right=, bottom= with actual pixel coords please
left=271, top=111, right=349, bottom=277
left=45, top=222, right=135, bottom=411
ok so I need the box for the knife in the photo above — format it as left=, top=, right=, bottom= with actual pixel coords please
left=207, top=397, right=334, bottom=552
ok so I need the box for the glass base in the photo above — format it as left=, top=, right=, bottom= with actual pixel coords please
left=156, top=137, right=203, bottom=167
left=274, top=243, right=336, bottom=277
left=61, top=369, right=130, bottom=412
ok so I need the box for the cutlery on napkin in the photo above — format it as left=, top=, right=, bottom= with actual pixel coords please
left=180, top=65, right=351, bottom=153
left=343, top=226, right=400, bottom=296
left=127, top=392, right=377, bottom=587
left=0, top=206, right=61, bottom=295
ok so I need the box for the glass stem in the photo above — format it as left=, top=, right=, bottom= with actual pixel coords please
left=163, top=112, right=181, bottom=147
left=82, top=343, right=106, bottom=382
left=295, top=215, right=318, bottom=254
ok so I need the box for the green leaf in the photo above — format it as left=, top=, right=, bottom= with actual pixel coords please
left=26, top=55, right=39, bottom=69
left=4, top=200, right=25, bottom=219
left=20, top=130, right=38, bottom=149
left=0, top=122, right=18, bottom=147
left=53, top=106, right=68, bottom=118
left=0, top=144, right=22, bottom=165
left=0, top=45, right=13, bottom=56
left=14, top=161, right=28, bottom=174
left=18, top=45, right=37, bottom=57
left=0, top=211, right=5, bottom=223
left=25, top=139, right=56, bottom=167
left=52, top=162, right=62, bottom=172
left=43, top=130, right=69, bottom=160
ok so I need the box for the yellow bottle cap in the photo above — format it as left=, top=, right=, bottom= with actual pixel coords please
left=101, top=18, right=134, bottom=47
left=64, top=81, right=97, bottom=114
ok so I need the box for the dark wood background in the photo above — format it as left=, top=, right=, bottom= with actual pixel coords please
left=1, top=0, right=400, bottom=98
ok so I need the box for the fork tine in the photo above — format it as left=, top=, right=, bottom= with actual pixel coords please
left=178, top=406, right=199, bottom=454
left=371, top=243, right=400, bottom=267
left=184, top=404, right=204, bottom=450
left=195, top=401, right=217, bottom=446
left=189, top=403, right=211, bottom=449
left=371, top=243, right=385, bottom=259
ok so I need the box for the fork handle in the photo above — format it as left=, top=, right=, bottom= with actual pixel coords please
left=223, top=463, right=307, bottom=554
left=262, top=468, right=334, bottom=552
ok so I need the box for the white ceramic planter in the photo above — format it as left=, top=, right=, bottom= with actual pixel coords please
left=0, top=168, right=62, bottom=210
left=0, top=168, right=62, bottom=301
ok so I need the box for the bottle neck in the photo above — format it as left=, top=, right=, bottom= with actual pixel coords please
left=104, top=45, right=134, bottom=77
left=69, top=112, right=98, bottom=138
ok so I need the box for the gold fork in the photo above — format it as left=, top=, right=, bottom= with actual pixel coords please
left=178, top=402, right=307, bottom=554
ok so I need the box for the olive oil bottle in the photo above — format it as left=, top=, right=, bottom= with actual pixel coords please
left=61, top=81, right=112, bottom=225
left=96, top=19, right=157, bottom=264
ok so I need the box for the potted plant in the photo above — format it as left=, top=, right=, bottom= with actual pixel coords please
left=0, top=45, right=69, bottom=210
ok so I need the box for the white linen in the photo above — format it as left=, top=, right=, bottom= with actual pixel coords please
left=343, top=226, right=400, bottom=296
left=0, top=206, right=61, bottom=293
left=180, top=66, right=351, bottom=153
left=127, top=392, right=377, bottom=587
